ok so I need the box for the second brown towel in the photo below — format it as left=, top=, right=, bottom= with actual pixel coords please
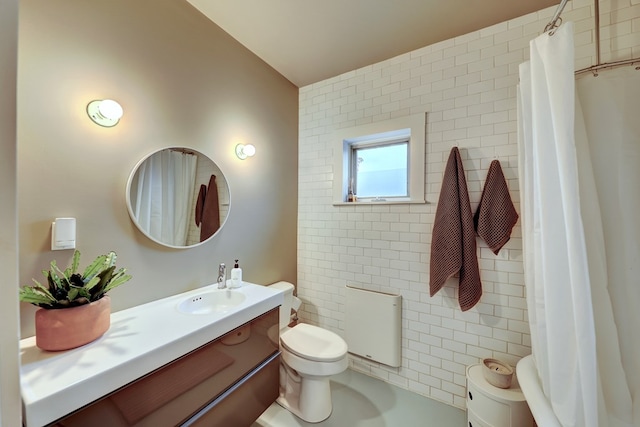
left=199, top=174, right=220, bottom=242
left=474, top=160, right=519, bottom=255
left=430, top=147, right=482, bottom=311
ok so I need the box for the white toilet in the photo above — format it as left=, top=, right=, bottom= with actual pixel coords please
left=268, top=281, right=348, bottom=423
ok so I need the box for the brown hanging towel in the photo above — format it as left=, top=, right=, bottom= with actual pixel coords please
left=200, top=174, right=220, bottom=242
left=429, top=147, right=482, bottom=311
left=474, top=160, right=519, bottom=255
left=195, top=184, right=206, bottom=226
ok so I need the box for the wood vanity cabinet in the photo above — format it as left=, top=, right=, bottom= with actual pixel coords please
left=48, top=308, right=280, bottom=427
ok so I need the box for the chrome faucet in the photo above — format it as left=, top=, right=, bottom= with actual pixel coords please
left=217, top=263, right=226, bottom=289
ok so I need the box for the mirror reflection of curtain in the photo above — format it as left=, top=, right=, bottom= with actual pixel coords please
left=132, top=150, right=198, bottom=246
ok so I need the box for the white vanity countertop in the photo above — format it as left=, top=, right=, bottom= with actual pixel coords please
left=20, top=282, right=283, bottom=427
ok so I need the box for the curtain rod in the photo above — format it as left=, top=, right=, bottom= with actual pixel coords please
left=574, top=0, right=640, bottom=75
left=544, top=0, right=569, bottom=33
left=545, top=0, right=640, bottom=75
left=576, top=58, right=640, bottom=76
left=594, top=0, right=600, bottom=65
left=170, top=148, right=197, bottom=155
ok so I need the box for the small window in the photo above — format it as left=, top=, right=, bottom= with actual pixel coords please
left=333, top=114, right=426, bottom=205
left=349, top=136, right=409, bottom=201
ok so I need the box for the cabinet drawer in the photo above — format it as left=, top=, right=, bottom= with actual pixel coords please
left=466, top=364, right=534, bottom=427
left=467, top=409, right=490, bottom=427
left=51, top=308, right=279, bottom=427
left=185, top=353, right=280, bottom=427
left=467, top=381, right=510, bottom=426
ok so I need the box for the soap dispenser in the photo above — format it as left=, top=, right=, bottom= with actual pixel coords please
left=230, top=259, right=242, bottom=288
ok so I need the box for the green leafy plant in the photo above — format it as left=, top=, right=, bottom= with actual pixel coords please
left=19, top=250, right=132, bottom=309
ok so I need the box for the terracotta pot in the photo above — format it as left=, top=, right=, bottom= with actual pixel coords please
left=35, top=296, right=111, bottom=351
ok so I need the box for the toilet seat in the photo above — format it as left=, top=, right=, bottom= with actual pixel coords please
left=280, top=323, right=347, bottom=362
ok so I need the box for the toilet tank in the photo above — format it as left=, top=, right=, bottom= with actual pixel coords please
left=268, top=281, right=294, bottom=329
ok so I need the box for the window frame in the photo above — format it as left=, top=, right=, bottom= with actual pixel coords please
left=332, top=113, right=426, bottom=205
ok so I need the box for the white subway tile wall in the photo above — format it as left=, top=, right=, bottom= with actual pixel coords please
left=298, top=0, right=640, bottom=410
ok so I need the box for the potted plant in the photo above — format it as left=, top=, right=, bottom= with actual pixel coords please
left=19, top=250, right=132, bottom=351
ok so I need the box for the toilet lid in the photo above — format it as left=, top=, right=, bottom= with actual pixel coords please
left=280, top=323, right=348, bottom=362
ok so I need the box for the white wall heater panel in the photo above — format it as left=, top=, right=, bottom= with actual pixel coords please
left=345, top=286, right=402, bottom=367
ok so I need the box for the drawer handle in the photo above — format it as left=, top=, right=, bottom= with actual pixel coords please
left=468, top=391, right=473, bottom=400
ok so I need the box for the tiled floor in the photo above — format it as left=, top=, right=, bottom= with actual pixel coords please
left=253, top=369, right=466, bottom=427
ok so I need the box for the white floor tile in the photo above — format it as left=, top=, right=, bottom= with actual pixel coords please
left=253, top=369, right=465, bottom=427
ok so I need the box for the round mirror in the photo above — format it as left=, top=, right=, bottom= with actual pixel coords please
left=126, top=147, right=230, bottom=248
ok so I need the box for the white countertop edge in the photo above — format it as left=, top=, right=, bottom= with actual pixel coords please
left=20, top=282, right=283, bottom=427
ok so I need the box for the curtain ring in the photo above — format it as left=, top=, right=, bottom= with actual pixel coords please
left=544, top=17, right=562, bottom=36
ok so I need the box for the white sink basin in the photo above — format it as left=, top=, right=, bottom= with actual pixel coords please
left=177, top=289, right=246, bottom=314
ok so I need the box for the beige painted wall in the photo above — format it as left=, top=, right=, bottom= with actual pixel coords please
left=17, top=0, right=298, bottom=337
left=0, top=0, right=20, bottom=424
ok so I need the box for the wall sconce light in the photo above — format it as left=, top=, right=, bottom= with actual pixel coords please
left=235, top=143, right=256, bottom=160
left=87, top=99, right=123, bottom=127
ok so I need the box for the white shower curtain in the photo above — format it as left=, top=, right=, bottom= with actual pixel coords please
left=517, top=22, right=598, bottom=427
left=132, top=150, right=197, bottom=246
left=518, top=21, right=636, bottom=426
left=575, top=66, right=639, bottom=426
